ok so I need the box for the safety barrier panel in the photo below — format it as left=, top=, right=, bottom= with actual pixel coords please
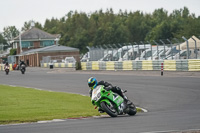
left=41, top=63, right=76, bottom=69
left=176, top=60, right=188, bottom=71
left=188, top=59, right=200, bottom=71
left=0, top=64, right=2, bottom=71
left=92, top=61, right=99, bottom=70
left=123, top=61, right=133, bottom=70
left=115, top=61, right=123, bottom=70
left=142, top=60, right=153, bottom=70
left=106, top=61, right=115, bottom=70
left=80, top=59, right=200, bottom=71
left=164, top=60, right=176, bottom=71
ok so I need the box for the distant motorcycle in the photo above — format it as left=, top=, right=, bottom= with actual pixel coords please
left=20, top=64, right=26, bottom=74
left=91, top=85, right=137, bottom=117
left=4, top=66, right=10, bottom=75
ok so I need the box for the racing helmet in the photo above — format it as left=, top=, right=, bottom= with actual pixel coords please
left=88, top=77, right=97, bottom=89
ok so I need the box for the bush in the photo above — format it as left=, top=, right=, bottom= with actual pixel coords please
left=10, top=49, right=17, bottom=55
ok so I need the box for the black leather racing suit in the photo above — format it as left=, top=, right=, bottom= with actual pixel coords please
left=89, top=80, right=126, bottom=100
left=20, top=61, right=26, bottom=70
left=20, top=61, right=26, bottom=67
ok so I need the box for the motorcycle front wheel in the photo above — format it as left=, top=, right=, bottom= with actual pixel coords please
left=100, top=101, right=117, bottom=117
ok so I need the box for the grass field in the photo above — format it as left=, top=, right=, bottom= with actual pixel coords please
left=0, top=85, right=142, bottom=125
left=0, top=85, right=101, bottom=124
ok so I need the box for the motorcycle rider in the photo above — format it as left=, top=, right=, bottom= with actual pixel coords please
left=19, top=60, right=26, bottom=70
left=88, top=77, right=131, bottom=106
left=4, top=61, right=10, bottom=69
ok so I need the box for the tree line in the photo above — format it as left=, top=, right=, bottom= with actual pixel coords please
left=1, top=7, right=200, bottom=54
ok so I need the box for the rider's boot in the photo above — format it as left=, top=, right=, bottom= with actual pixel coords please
left=115, top=86, right=133, bottom=105
left=121, top=93, right=132, bottom=105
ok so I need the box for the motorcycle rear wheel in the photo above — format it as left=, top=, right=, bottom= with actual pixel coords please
left=100, top=101, right=117, bottom=117
left=5, top=70, right=9, bottom=75
left=127, top=103, right=137, bottom=116
left=21, top=70, right=25, bottom=74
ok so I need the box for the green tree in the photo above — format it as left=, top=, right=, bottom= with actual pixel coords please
left=0, top=33, right=7, bottom=44
left=43, top=18, right=60, bottom=34
left=21, top=20, right=43, bottom=31
left=12, top=7, right=199, bottom=53
left=3, top=26, right=19, bottom=45
left=10, top=48, right=17, bottom=55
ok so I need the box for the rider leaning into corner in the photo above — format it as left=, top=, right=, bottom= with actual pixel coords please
left=88, top=77, right=132, bottom=112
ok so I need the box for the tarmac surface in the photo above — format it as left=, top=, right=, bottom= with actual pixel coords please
left=28, top=67, right=200, bottom=77
left=0, top=67, right=200, bottom=133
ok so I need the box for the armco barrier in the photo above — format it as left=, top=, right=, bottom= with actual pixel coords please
left=80, top=59, right=200, bottom=71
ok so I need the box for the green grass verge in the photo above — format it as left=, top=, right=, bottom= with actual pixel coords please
left=0, top=85, right=142, bottom=125
left=0, top=85, right=101, bottom=124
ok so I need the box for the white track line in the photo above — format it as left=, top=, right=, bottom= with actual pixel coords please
left=140, top=129, right=200, bottom=133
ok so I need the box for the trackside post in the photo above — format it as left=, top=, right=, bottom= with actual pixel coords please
left=161, top=63, right=164, bottom=76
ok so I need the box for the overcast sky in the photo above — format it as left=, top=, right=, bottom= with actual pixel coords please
left=1, top=0, right=200, bottom=32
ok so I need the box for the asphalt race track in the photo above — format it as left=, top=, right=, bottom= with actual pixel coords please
left=0, top=68, right=200, bottom=133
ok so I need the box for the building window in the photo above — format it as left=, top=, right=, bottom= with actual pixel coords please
left=21, top=41, right=33, bottom=48
left=40, top=40, right=54, bottom=47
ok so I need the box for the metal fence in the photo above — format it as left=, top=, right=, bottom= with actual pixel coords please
left=81, top=36, right=200, bottom=62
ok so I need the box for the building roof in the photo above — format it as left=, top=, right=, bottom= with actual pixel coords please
left=16, top=45, right=79, bottom=56
left=14, top=27, right=59, bottom=41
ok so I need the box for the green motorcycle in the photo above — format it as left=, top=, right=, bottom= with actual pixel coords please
left=91, top=85, right=137, bottom=117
